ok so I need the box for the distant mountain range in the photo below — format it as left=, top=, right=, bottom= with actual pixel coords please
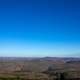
left=0, top=57, right=80, bottom=62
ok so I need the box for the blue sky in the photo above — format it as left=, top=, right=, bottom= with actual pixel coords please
left=0, top=0, right=80, bottom=57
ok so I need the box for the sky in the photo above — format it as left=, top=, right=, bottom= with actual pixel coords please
left=0, top=0, right=80, bottom=57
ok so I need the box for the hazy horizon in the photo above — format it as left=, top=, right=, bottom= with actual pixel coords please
left=0, top=0, right=80, bottom=57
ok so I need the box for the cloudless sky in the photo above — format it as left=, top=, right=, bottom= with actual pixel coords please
left=0, top=0, right=80, bottom=57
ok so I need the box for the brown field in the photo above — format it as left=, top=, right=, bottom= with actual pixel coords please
left=0, top=57, right=80, bottom=80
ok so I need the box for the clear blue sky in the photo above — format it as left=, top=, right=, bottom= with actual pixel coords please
left=0, top=0, right=80, bottom=57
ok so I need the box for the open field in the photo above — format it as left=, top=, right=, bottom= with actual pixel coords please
left=0, top=57, right=79, bottom=80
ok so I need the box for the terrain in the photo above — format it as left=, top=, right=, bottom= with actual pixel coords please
left=0, top=57, right=79, bottom=80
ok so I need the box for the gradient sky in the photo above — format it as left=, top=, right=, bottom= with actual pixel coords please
left=0, top=0, right=80, bottom=57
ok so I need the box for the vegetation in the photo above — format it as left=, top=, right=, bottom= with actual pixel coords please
left=0, top=57, right=79, bottom=80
